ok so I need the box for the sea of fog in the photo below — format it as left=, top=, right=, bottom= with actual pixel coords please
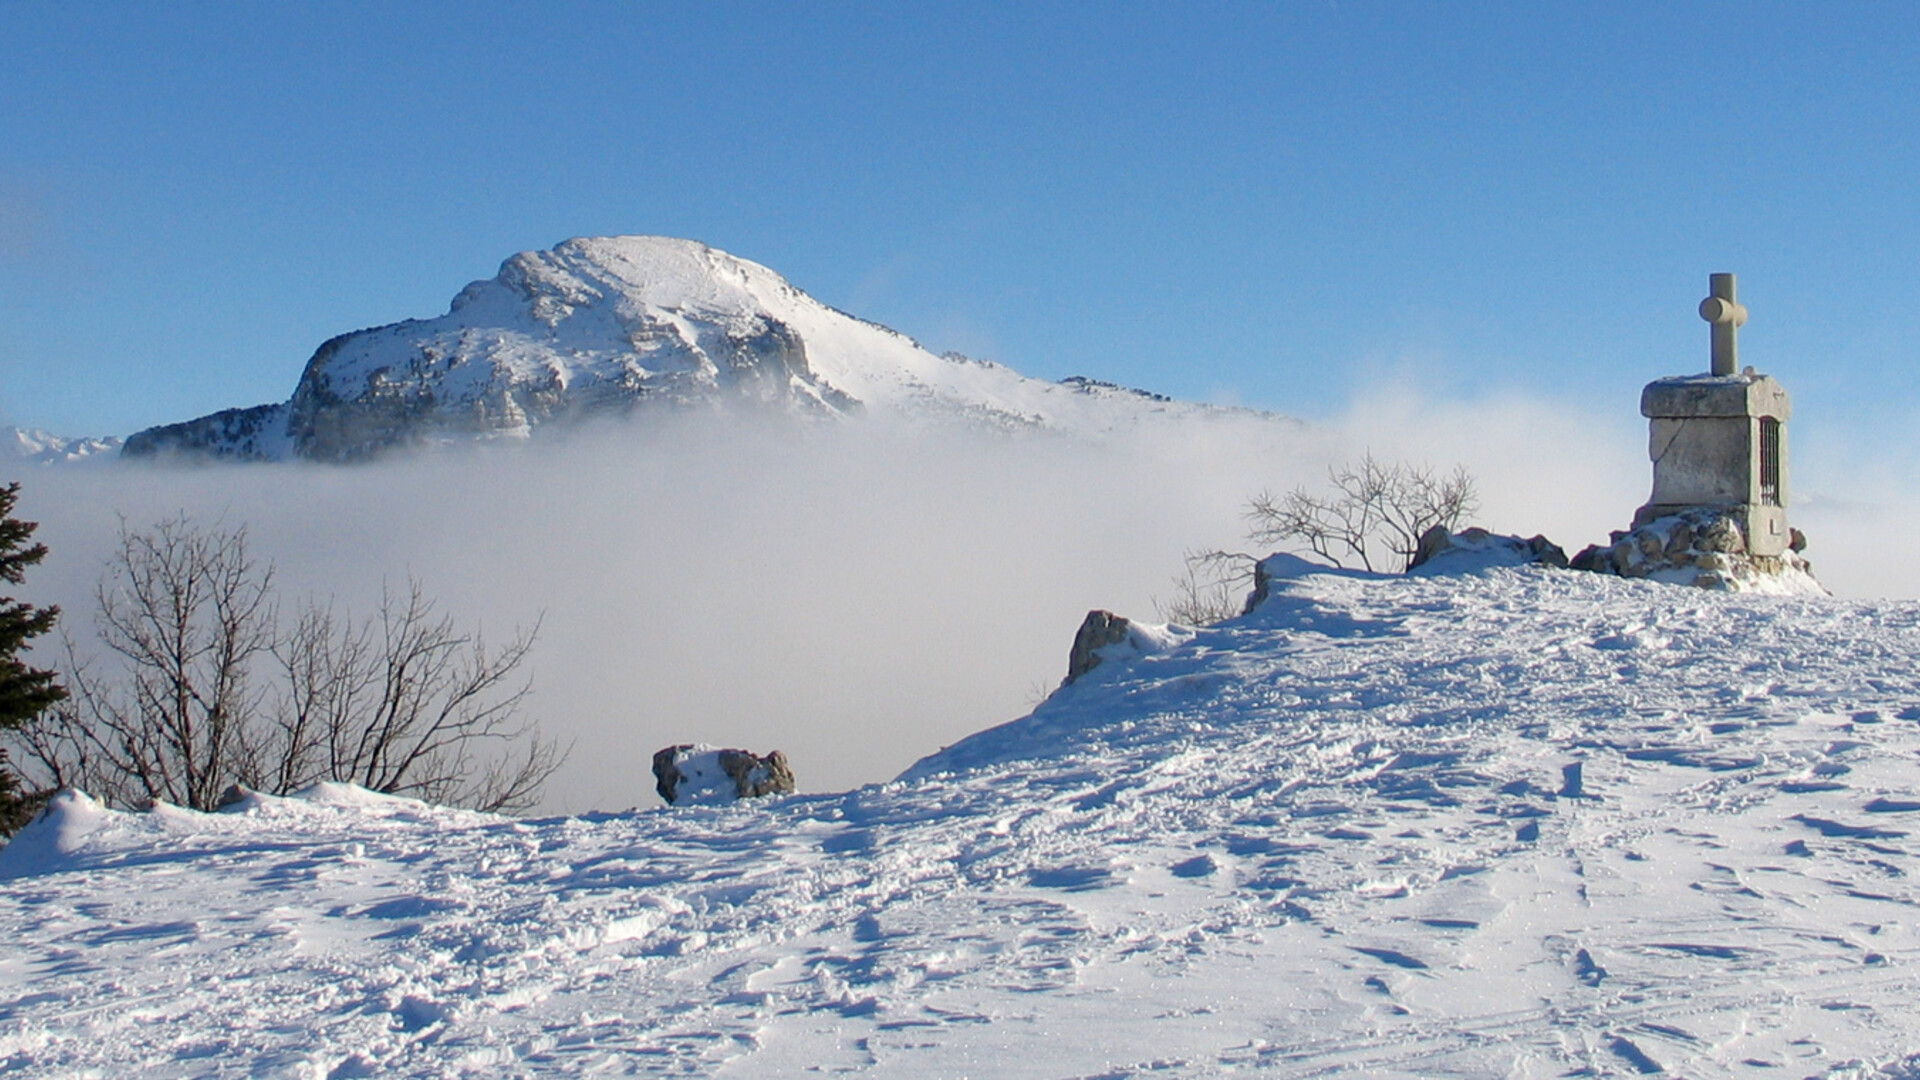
left=10, top=390, right=1902, bottom=814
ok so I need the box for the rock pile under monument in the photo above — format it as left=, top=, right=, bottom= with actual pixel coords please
left=1570, top=507, right=1820, bottom=594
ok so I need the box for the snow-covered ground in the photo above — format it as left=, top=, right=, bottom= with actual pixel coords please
left=5, top=557, right=1920, bottom=1077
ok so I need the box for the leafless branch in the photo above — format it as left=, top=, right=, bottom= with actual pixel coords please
left=1154, top=549, right=1259, bottom=626
left=7, top=517, right=565, bottom=814
left=1245, top=453, right=1479, bottom=573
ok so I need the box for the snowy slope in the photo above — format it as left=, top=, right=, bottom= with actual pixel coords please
left=6, top=560, right=1920, bottom=1077
left=121, top=237, right=1259, bottom=461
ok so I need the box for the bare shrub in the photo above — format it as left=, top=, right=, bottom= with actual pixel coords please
left=21, top=518, right=274, bottom=812
left=1154, top=457, right=1481, bottom=624
left=1246, top=454, right=1478, bottom=573
left=14, top=516, right=564, bottom=813
left=1154, top=549, right=1257, bottom=627
left=269, top=581, right=560, bottom=812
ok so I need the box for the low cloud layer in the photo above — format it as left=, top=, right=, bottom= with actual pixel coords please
left=10, top=394, right=1904, bottom=812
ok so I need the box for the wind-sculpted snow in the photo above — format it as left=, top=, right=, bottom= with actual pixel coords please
left=6, top=564, right=1920, bottom=1076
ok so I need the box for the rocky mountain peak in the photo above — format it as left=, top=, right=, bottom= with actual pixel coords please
left=121, top=236, right=1262, bottom=463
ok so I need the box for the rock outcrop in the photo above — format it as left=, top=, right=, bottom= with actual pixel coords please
left=1569, top=507, right=1824, bottom=595
left=1061, top=610, right=1195, bottom=688
left=1065, top=610, right=1132, bottom=685
left=1408, top=526, right=1569, bottom=574
left=652, top=744, right=795, bottom=806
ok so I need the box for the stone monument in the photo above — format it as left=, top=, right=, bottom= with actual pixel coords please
left=1569, top=274, right=1822, bottom=593
left=1633, top=273, right=1792, bottom=555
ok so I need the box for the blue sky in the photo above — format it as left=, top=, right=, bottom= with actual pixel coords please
left=3, top=2, right=1918, bottom=465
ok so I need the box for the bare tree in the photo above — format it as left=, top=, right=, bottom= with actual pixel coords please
left=13, top=516, right=564, bottom=814
left=15, top=637, right=138, bottom=807
left=269, top=580, right=562, bottom=812
left=1245, top=454, right=1479, bottom=573
left=265, top=600, right=376, bottom=798
left=27, top=517, right=275, bottom=811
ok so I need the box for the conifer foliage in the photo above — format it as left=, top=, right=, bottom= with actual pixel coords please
left=0, top=482, right=66, bottom=833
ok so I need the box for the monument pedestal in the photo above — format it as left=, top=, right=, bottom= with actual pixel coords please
left=1634, top=371, right=1791, bottom=557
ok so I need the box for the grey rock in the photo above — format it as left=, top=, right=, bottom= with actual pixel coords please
left=1410, top=525, right=1454, bottom=570
left=652, top=744, right=796, bottom=806
left=1610, top=545, right=1636, bottom=574
left=1527, top=535, right=1572, bottom=569
left=1568, top=545, right=1609, bottom=573
left=1066, top=610, right=1131, bottom=685
left=652, top=745, right=694, bottom=804
left=1569, top=507, right=1822, bottom=593
left=720, top=749, right=796, bottom=800
left=1700, top=517, right=1745, bottom=553
left=1406, top=526, right=1567, bottom=572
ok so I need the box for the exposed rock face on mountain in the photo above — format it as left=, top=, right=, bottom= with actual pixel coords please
left=124, top=236, right=1258, bottom=462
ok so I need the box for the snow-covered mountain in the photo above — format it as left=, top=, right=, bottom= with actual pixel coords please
left=0, top=426, right=121, bottom=465
left=122, top=237, right=1252, bottom=461
left=6, top=553, right=1920, bottom=1077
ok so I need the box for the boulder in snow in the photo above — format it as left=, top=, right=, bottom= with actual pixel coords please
left=1408, top=526, right=1568, bottom=574
left=1062, top=609, right=1192, bottom=686
left=1065, top=610, right=1132, bottom=685
left=652, top=744, right=795, bottom=806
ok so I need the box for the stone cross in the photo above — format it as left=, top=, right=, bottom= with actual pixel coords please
left=1698, top=272, right=1749, bottom=376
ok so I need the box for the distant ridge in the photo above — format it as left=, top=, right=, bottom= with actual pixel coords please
left=0, top=426, right=122, bottom=465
